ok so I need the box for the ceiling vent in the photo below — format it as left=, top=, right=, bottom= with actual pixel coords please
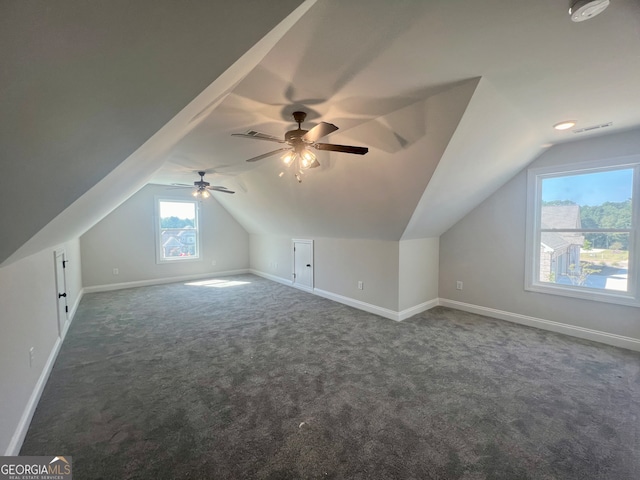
left=572, top=122, right=613, bottom=134
left=569, top=0, right=610, bottom=22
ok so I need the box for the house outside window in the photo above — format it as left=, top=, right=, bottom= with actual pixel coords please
left=539, top=205, right=584, bottom=284
left=525, top=157, right=640, bottom=307
left=155, top=198, right=200, bottom=263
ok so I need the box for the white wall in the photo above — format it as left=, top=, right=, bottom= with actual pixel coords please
left=249, top=234, right=293, bottom=281
left=250, top=234, right=402, bottom=312
left=439, top=128, right=640, bottom=343
left=314, top=237, right=400, bottom=312
left=81, top=184, right=249, bottom=287
left=251, top=235, right=443, bottom=315
left=399, top=237, right=439, bottom=311
left=0, top=238, right=83, bottom=455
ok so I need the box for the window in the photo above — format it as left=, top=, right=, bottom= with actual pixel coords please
left=155, top=198, right=200, bottom=263
left=525, top=157, right=640, bottom=306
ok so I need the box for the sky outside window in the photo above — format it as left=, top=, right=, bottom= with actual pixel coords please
left=159, top=201, right=196, bottom=220
left=542, top=169, right=633, bottom=206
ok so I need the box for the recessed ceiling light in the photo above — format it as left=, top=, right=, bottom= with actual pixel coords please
left=554, top=121, right=576, bottom=131
left=569, top=0, right=610, bottom=22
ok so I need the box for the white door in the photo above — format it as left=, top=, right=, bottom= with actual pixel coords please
left=54, top=251, right=68, bottom=336
left=293, top=239, right=313, bottom=291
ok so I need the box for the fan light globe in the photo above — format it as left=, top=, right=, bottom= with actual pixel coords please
left=193, top=187, right=210, bottom=199
left=300, top=148, right=316, bottom=169
left=281, top=151, right=295, bottom=165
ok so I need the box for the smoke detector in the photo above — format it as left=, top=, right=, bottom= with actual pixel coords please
left=569, top=0, right=610, bottom=22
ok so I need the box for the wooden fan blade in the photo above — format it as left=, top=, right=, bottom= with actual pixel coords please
left=208, top=186, right=235, bottom=194
left=232, top=131, right=285, bottom=143
left=313, top=143, right=368, bottom=155
left=302, top=122, right=338, bottom=143
left=246, top=147, right=291, bottom=162
left=169, top=183, right=193, bottom=187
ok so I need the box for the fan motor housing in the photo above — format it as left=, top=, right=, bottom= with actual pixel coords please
left=284, top=129, right=309, bottom=144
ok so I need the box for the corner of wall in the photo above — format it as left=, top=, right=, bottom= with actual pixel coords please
left=398, top=237, right=440, bottom=311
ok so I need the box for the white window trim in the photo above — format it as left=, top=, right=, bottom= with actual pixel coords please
left=525, top=155, right=640, bottom=307
left=155, top=196, right=201, bottom=264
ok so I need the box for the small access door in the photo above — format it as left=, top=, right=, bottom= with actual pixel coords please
left=292, top=239, right=313, bottom=291
left=54, top=250, right=68, bottom=336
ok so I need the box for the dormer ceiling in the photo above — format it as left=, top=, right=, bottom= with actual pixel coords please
left=2, top=0, right=640, bottom=265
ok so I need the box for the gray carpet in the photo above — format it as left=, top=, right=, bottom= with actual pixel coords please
left=21, top=274, right=640, bottom=479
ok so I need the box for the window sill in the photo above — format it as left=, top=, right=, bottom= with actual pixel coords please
left=525, top=282, right=640, bottom=308
left=156, top=257, right=201, bottom=265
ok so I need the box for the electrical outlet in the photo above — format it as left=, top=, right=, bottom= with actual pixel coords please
left=358, top=281, right=364, bottom=290
left=113, top=268, right=119, bottom=275
left=211, top=260, right=217, bottom=266
left=29, top=347, right=35, bottom=367
left=456, top=281, right=463, bottom=290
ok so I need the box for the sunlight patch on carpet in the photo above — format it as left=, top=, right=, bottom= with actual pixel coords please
left=184, top=278, right=251, bottom=288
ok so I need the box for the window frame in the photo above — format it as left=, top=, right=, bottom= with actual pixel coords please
left=525, top=155, right=640, bottom=307
left=155, top=196, right=201, bottom=264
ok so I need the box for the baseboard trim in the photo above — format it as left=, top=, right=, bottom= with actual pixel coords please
left=292, top=283, right=314, bottom=294
left=440, top=299, right=640, bottom=352
left=4, top=337, right=63, bottom=456
left=313, top=288, right=401, bottom=321
left=84, top=269, right=250, bottom=293
left=249, top=269, right=293, bottom=287
left=398, top=298, right=440, bottom=321
left=250, top=270, right=439, bottom=321
left=250, top=270, right=313, bottom=294
left=4, top=288, right=83, bottom=456
left=252, top=270, right=392, bottom=314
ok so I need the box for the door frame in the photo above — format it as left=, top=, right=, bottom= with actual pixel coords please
left=54, top=249, right=68, bottom=337
left=292, top=238, right=314, bottom=292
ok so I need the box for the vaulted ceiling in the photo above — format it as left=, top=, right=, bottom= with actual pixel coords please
left=3, top=0, right=640, bottom=266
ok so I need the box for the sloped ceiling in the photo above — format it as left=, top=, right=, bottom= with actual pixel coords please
left=3, top=0, right=640, bottom=265
left=0, top=0, right=312, bottom=266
